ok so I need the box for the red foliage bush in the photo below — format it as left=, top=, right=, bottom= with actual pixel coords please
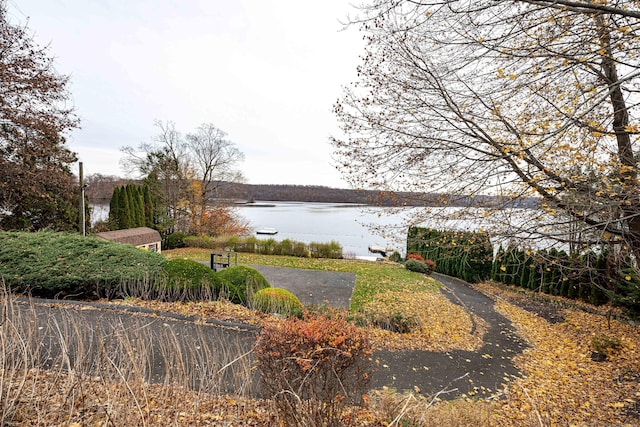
left=406, top=253, right=425, bottom=262
left=424, top=259, right=436, bottom=273
left=255, top=310, right=373, bottom=426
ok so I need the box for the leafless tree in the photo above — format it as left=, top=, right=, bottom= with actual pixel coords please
left=121, top=121, right=245, bottom=235
left=332, top=0, right=640, bottom=260
left=186, top=123, right=245, bottom=231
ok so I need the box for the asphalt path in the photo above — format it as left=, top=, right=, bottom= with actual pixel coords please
left=12, top=267, right=527, bottom=399
left=250, top=264, right=356, bottom=308
left=11, top=298, right=258, bottom=395
left=370, top=273, right=527, bottom=399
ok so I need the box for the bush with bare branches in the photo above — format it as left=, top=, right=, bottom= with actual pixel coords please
left=255, top=310, right=373, bottom=426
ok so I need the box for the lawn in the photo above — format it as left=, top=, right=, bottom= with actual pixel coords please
left=157, top=248, right=484, bottom=352
left=162, top=248, right=441, bottom=311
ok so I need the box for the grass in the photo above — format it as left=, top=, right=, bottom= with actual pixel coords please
left=160, top=248, right=481, bottom=352
left=163, top=248, right=440, bottom=311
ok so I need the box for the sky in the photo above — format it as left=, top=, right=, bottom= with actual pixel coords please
left=7, top=0, right=366, bottom=188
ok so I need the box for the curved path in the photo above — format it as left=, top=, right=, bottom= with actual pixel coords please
left=370, top=273, right=528, bottom=399
left=14, top=269, right=528, bottom=399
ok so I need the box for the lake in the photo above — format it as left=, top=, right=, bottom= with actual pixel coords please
left=91, top=201, right=413, bottom=259
left=236, top=202, right=412, bottom=259
left=92, top=201, right=547, bottom=258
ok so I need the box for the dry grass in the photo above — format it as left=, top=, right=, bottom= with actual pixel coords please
left=366, top=388, right=494, bottom=427
left=5, top=265, right=639, bottom=426
left=0, top=286, right=262, bottom=426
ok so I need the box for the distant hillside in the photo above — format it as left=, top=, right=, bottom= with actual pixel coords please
left=85, top=175, right=538, bottom=208
left=216, top=182, right=538, bottom=208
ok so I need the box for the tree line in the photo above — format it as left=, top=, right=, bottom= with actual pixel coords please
left=87, top=177, right=539, bottom=208
left=407, top=227, right=639, bottom=316
left=108, top=184, right=154, bottom=230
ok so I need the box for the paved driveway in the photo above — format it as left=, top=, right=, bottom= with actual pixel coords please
left=250, top=265, right=356, bottom=308
left=13, top=268, right=527, bottom=399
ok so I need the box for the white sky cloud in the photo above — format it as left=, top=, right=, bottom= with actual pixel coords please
left=7, top=0, right=365, bottom=188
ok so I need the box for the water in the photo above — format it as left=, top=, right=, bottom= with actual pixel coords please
left=90, top=201, right=413, bottom=258
left=236, top=203, right=563, bottom=257
left=236, top=202, right=410, bottom=259
left=91, top=201, right=551, bottom=258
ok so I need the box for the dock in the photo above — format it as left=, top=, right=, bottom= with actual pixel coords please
left=368, top=245, right=389, bottom=257
left=256, top=228, right=278, bottom=235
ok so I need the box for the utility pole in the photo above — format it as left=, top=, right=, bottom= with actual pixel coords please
left=79, top=162, right=86, bottom=236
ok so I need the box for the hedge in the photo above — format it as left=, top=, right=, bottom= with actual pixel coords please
left=0, top=231, right=166, bottom=299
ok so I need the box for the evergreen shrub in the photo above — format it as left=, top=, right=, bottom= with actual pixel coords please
left=407, top=227, right=493, bottom=282
left=216, top=265, right=270, bottom=304
left=164, top=232, right=187, bottom=249
left=404, top=259, right=433, bottom=275
left=161, top=259, right=229, bottom=300
left=252, top=287, right=303, bottom=317
left=0, top=231, right=165, bottom=299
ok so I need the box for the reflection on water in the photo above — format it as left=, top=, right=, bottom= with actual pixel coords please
left=94, top=201, right=544, bottom=258
left=90, top=201, right=410, bottom=258
left=237, top=202, right=408, bottom=258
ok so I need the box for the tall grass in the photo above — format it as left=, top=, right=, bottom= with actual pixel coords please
left=0, top=282, right=256, bottom=425
left=182, top=234, right=343, bottom=259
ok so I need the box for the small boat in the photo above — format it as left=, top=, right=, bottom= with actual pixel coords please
left=256, top=227, right=278, bottom=235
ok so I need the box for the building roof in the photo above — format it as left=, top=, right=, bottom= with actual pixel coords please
left=96, top=227, right=161, bottom=247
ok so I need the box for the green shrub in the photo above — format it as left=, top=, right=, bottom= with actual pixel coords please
left=0, top=231, right=166, bottom=299
left=408, top=227, right=493, bottom=282
left=255, top=311, right=372, bottom=426
left=252, top=287, right=303, bottom=317
left=234, top=236, right=258, bottom=253
left=216, top=265, right=270, bottom=304
left=164, top=232, right=187, bottom=249
left=274, top=239, right=294, bottom=256
left=183, top=235, right=215, bottom=249
left=160, top=259, right=230, bottom=301
left=291, top=241, right=310, bottom=257
left=256, top=238, right=277, bottom=255
left=308, top=241, right=343, bottom=259
left=389, top=251, right=403, bottom=263
left=404, top=259, right=433, bottom=275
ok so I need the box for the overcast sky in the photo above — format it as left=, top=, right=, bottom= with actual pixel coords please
left=7, top=0, right=365, bottom=188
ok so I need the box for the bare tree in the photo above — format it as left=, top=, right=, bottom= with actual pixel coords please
left=332, top=0, right=640, bottom=258
left=121, top=121, right=192, bottom=233
left=186, top=123, right=245, bottom=232
left=121, top=121, right=245, bottom=235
